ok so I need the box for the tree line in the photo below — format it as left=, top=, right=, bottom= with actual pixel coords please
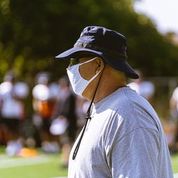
left=0, top=0, right=178, bottom=82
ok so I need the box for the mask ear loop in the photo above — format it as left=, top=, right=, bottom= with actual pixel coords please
left=72, top=63, right=105, bottom=160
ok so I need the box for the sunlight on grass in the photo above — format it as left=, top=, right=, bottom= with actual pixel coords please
left=172, top=153, right=178, bottom=173
left=0, top=148, right=177, bottom=178
left=0, top=153, right=67, bottom=178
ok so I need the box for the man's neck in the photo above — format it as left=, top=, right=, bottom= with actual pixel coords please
left=93, top=81, right=126, bottom=103
left=82, top=65, right=127, bottom=103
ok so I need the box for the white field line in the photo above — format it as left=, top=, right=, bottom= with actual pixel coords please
left=0, top=155, right=49, bottom=169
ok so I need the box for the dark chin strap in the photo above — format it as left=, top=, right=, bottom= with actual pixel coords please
left=72, top=65, right=105, bottom=160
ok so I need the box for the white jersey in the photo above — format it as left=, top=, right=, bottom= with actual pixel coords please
left=0, top=81, right=29, bottom=119
left=68, top=87, right=173, bottom=178
left=32, top=83, right=59, bottom=101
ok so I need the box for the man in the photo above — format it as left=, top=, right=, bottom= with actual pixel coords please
left=56, top=26, right=173, bottom=178
left=170, top=86, right=178, bottom=151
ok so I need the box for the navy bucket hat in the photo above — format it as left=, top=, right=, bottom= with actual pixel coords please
left=56, top=26, right=139, bottom=79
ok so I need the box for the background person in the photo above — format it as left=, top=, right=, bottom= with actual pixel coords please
left=0, top=71, right=29, bottom=156
left=169, top=86, right=178, bottom=151
left=128, top=70, right=155, bottom=104
left=55, top=26, right=173, bottom=178
left=32, top=72, right=59, bottom=153
left=51, top=76, right=78, bottom=167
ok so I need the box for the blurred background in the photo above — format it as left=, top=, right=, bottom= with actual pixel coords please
left=0, top=0, right=178, bottom=177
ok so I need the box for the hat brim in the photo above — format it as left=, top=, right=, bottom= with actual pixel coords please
left=56, top=47, right=102, bottom=59
left=55, top=47, right=139, bottom=79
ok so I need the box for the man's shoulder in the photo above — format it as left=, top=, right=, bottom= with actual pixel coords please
left=112, top=87, right=159, bottom=126
left=109, top=87, right=143, bottom=111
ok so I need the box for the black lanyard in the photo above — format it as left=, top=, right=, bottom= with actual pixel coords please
left=72, top=65, right=104, bottom=160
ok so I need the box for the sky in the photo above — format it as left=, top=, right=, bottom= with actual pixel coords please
left=134, top=0, right=178, bottom=34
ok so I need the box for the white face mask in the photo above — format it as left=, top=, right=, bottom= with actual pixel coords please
left=66, top=57, right=103, bottom=96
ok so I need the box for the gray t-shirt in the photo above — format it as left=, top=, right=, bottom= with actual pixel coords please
left=68, top=87, right=173, bottom=178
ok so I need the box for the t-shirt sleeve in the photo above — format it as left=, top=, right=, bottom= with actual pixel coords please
left=106, top=127, right=160, bottom=178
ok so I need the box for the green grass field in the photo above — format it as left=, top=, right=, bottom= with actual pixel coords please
left=0, top=149, right=177, bottom=178
left=172, top=153, right=178, bottom=173
left=0, top=153, right=67, bottom=178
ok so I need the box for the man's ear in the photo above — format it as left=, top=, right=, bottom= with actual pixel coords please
left=95, top=58, right=104, bottom=73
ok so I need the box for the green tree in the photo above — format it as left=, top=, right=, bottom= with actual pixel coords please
left=0, top=0, right=178, bottom=80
